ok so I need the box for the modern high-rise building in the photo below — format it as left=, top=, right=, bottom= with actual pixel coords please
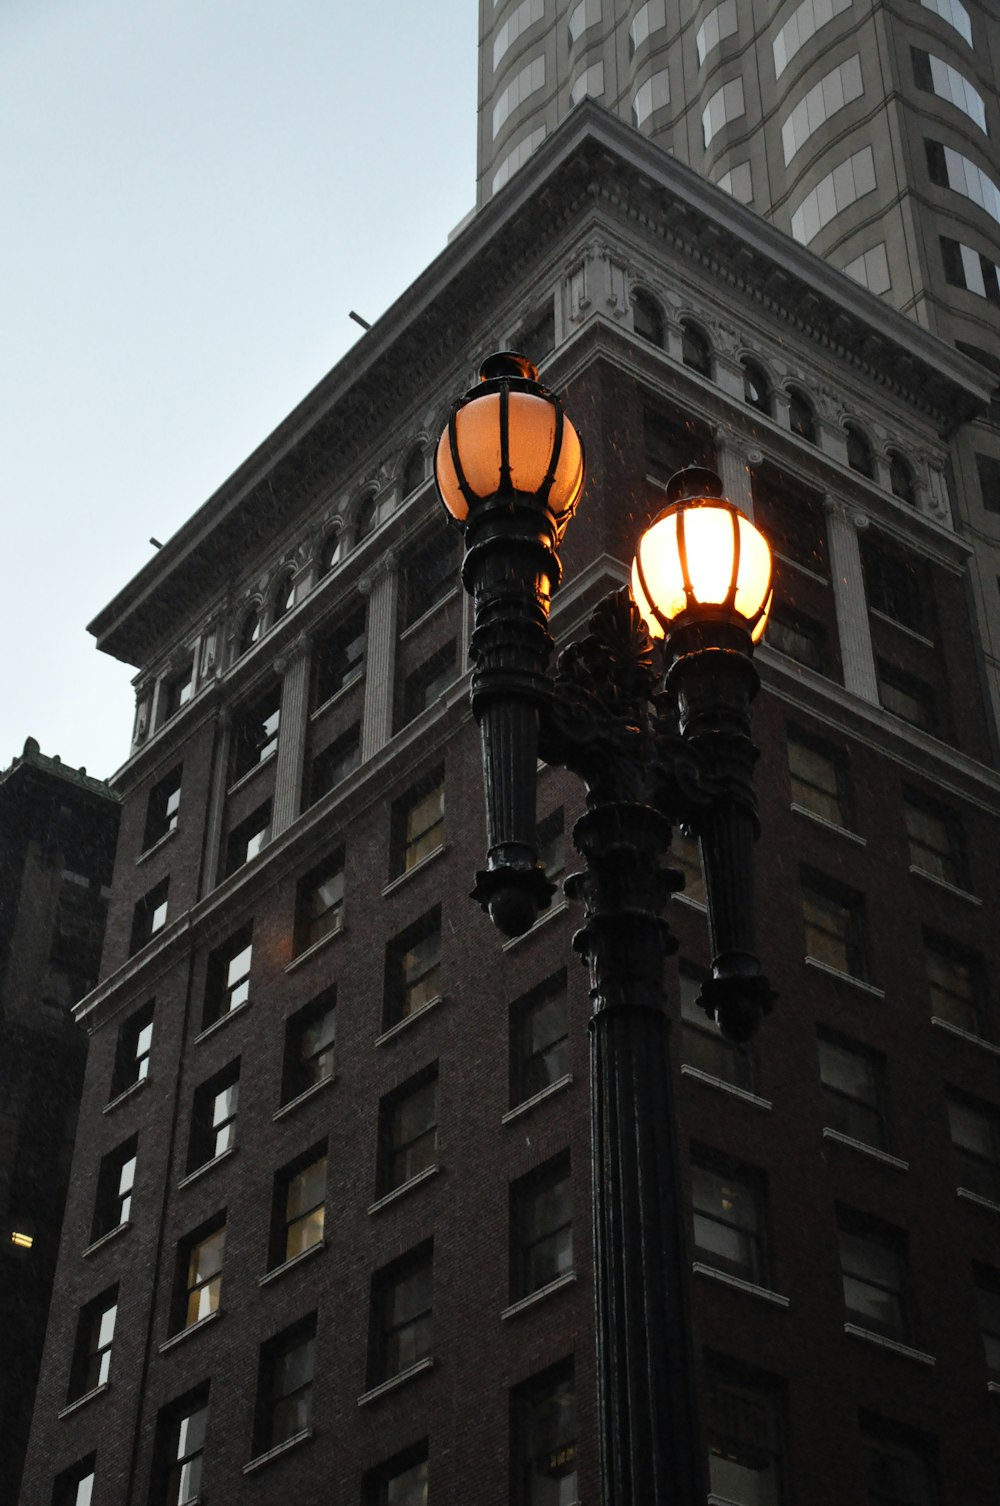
left=20, top=8, right=1000, bottom=1506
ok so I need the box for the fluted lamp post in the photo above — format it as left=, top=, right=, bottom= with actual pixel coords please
left=436, top=353, right=776, bottom=1506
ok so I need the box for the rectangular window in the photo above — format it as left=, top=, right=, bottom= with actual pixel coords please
left=801, top=869, right=868, bottom=980
left=514, top=301, right=556, bottom=369
left=255, top=1316, right=316, bottom=1453
left=679, top=964, right=753, bottom=1090
left=130, top=878, right=169, bottom=954
left=363, top=1442, right=429, bottom=1506
left=378, top=1068, right=438, bottom=1195
left=312, top=606, right=367, bottom=708
left=974, top=1267, right=1000, bottom=1373
left=511, top=971, right=570, bottom=1106
left=751, top=464, right=827, bottom=575
left=704, top=1359, right=783, bottom=1505
left=818, top=1034, right=887, bottom=1148
left=281, top=991, right=336, bottom=1103
left=877, top=660, right=935, bottom=733
left=671, top=828, right=706, bottom=904
left=384, top=908, right=441, bottom=1028
left=271, top=1146, right=327, bottom=1266
left=537, top=806, right=565, bottom=886
left=295, top=849, right=345, bottom=952
left=403, top=531, right=459, bottom=628
left=161, top=660, right=194, bottom=724
left=862, top=535, right=930, bottom=635
left=838, top=1214, right=909, bottom=1339
left=511, top=1358, right=577, bottom=1506
left=788, top=727, right=850, bottom=826
left=370, top=1243, right=433, bottom=1385
left=904, top=791, right=964, bottom=885
left=691, top=1152, right=765, bottom=1284
left=947, top=1094, right=1000, bottom=1202
left=223, top=799, right=271, bottom=877
left=203, top=927, right=253, bottom=1028
left=92, top=1137, right=137, bottom=1240
left=69, top=1287, right=117, bottom=1399
left=111, top=999, right=154, bottom=1097
left=187, top=1061, right=240, bottom=1173
left=156, top=1390, right=208, bottom=1506
left=644, top=406, right=717, bottom=491
left=924, top=936, right=983, bottom=1035
left=229, top=686, right=281, bottom=783
left=143, top=766, right=182, bottom=849
left=860, top=1415, right=938, bottom=1506
left=176, top=1219, right=226, bottom=1331
left=511, top=1154, right=573, bottom=1299
left=392, top=769, right=445, bottom=876
left=52, top=1458, right=96, bottom=1506
left=309, top=724, right=360, bottom=803
left=400, top=642, right=456, bottom=728
left=768, top=607, right=826, bottom=672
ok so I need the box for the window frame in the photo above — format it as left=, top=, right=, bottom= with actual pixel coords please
left=203, top=927, right=253, bottom=1029
left=281, top=990, right=337, bottom=1104
left=69, top=1286, right=118, bottom=1400
left=186, top=1060, right=240, bottom=1174
left=510, top=970, right=570, bottom=1106
left=294, top=849, right=345, bottom=953
left=175, top=1217, right=226, bottom=1333
left=703, top=1357, right=785, bottom=1506
left=229, top=685, right=281, bottom=783
left=312, top=605, right=367, bottom=709
left=837, top=1214, right=910, bottom=1340
left=270, top=1144, right=328, bottom=1267
left=384, top=908, right=442, bottom=1028
left=143, top=766, right=182, bottom=850
left=511, top=1356, right=577, bottom=1506
left=690, top=1150, right=767, bottom=1285
left=817, top=1032, right=887, bottom=1149
left=787, top=726, right=851, bottom=827
left=392, top=770, right=445, bottom=878
left=111, top=999, right=154, bottom=1097
left=378, top=1066, right=439, bottom=1196
left=130, top=878, right=169, bottom=954
left=369, top=1242, right=434, bottom=1386
left=510, top=1153, right=573, bottom=1300
left=801, top=869, right=868, bottom=981
left=92, top=1137, right=137, bottom=1241
left=254, top=1315, right=317, bottom=1454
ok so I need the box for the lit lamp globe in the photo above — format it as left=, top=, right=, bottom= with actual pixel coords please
left=631, top=468, right=772, bottom=648
left=434, top=353, right=585, bottom=530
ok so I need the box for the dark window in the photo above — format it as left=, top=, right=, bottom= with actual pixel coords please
left=312, top=607, right=367, bottom=708
left=175, top=1217, right=226, bottom=1332
left=400, top=641, right=456, bottom=727
left=644, top=405, right=716, bottom=488
left=742, top=358, right=771, bottom=414
left=111, top=1000, right=154, bottom=1097
left=384, top=908, right=441, bottom=1028
left=402, top=531, right=459, bottom=628
left=401, top=446, right=426, bottom=499
left=187, top=1061, right=240, bottom=1173
left=282, top=991, right=336, bottom=1103
left=947, top=1093, right=1000, bottom=1202
left=69, top=1287, right=117, bottom=1399
left=224, top=799, right=271, bottom=878
left=255, top=1316, right=316, bottom=1453
left=768, top=607, right=826, bottom=672
left=876, top=661, right=935, bottom=732
left=846, top=424, right=875, bottom=478
left=838, top=1213, right=909, bottom=1339
left=632, top=288, right=665, bottom=346
left=272, top=572, right=297, bottom=623
left=130, top=878, right=169, bottom=954
left=537, top=806, right=566, bottom=886
left=904, top=792, right=964, bottom=886
left=238, top=607, right=262, bottom=656
left=911, top=45, right=934, bottom=92
left=940, top=236, right=1000, bottom=303
left=974, top=1267, right=1000, bottom=1374
left=679, top=963, right=753, bottom=1090
left=511, top=971, right=569, bottom=1105
left=52, top=1457, right=96, bottom=1506
left=378, top=1067, right=438, bottom=1195
left=861, top=535, right=929, bottom=635
left=392, top=770, right=445, bottom=876
left=704, top=1360, right=783, bottom=1505
left=319, top=530, right=343, bottom=573
left=691, top=1152, right=766, bottom=1284
left=818, top=1033, right=887, bottom=1148
left=788, top=388, right=816, bottom=443
left=511, top=1154, right=573, bottom=1298
left=363, top=1441, right=429, bottom=1506
left=925, top=935, right=982, bottom=1035
left=680, top=320, right=712, bottom=377
left=309, top=724, right=361, bottom=803
left=860, top=1416, right=938, bottom=1506
left=161, top=660, right=194, bottom=724
left=143, top=766, right=182, bottom=849
left=230, top=686, right=281, bottom=782
left=975, top=453, right=1000, bottom=513
left=295, top=850, right=344, bottom=952
left=750, top=465, right=827, bottom=574
left=203, top=927, right=253, bottom=1028
left=512, top=1358, right=577, bottom=1506
left=889, top=452, right=917, bottom=504
left=801, top=869, right=868, bottom=980
left=92, top=1137, right=137, bottom=1240
left=270, top=1146, right=327, bottom=1267
left=356, top=494, right=378, bottom=543
left=370, top=1243, right=433, bottom=1385
left=787, top=727, right=850, bottom=825
left=155, top=1389, right=209, bottom=1506
left=671, top=828, right=706, bottom=903
left=516, top=302, right=555, bottom=368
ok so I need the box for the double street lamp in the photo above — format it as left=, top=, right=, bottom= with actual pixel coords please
left=436, top=353, right=776, bottom=1506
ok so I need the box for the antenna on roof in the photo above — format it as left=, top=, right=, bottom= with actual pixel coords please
left=349, top=311, right=372, bottom=331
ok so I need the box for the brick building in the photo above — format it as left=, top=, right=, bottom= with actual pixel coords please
left=20, top=99, right=1000, bottom=1506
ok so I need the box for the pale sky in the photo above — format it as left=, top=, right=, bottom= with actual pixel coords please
left=1, top=0, right=477, bottom=781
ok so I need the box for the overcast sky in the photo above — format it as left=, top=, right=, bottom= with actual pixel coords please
left=2, top=0, right=477, bottom=781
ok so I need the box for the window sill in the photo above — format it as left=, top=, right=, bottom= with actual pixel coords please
left=375, top=995, right=444, bottom=1046
left=242, top=1427, right=315, bottom=1475
left=368, top=1165, right=441, bottom=1215
left=284, top=922, right=344, bottom=975
left=870, top=608, right=934, bottom=648
left=57, top=1383, right=109, bottom=1420
left=226, top=748, right=277, bottom=798
left=357, top=1357, right=434, bottom=1407
left=773, top=549, right=829, bottom=585
left=957, top=1187, right=1000, bottom=1214
left=502, top=1074, right=575, bottom=1124
left=671, top=891, right=707, bottom=914
left=178, top=1145, right=238, bottom=1190
left=988, top=1380, right=1000, bottom=1396
left=103, top=1077, right=148, bottom=1115
left=843, top=1323, right=936, bottom=1366
left=310, top=674, right=363, bottom=723
left=83, top=1221, right=131, bottom=1259
left=194, top=998, right=250, bottom=1045
left=135, top=826, right=178, bottom=866
left=502, top=899, right=570, bottom=950
left=680, top=1065, right=773, bottom=1111
left=909, top=867, right=981, bottom=906
left=400, top=587, right=460, bottom=642
left=821, top=1128, right=909, bottom=1171
left=273, top=1073, right=336, bottom=1122
left=931, top=1018, right=999, bottom=1055
left=804, top=957, right=885, bottom=998
left=158, top=1309, right=222, bottom=1355
left=790, top=803, right=866, bottom=846
left=259, top=1238, right=326, bottom=1287
left=381, top=844, right=448, bottom=899
left=502, top=1271, right=577, bottom=1321
left=692, top=1263, right=790, bottom=1308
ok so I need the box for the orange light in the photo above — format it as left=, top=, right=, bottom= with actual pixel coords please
left=11, top=1231, right=33, bottom=1249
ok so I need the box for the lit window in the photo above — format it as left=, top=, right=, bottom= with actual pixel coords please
left=568, top=0, right=601, bottom=45
left=494, top=0, right=544, bottom=69
left=130, top=878, right=169, bottom=954
left=633, top=69, right=671, bottom=127
left=143, top=766, right=182, bottom=850
left=394, top=772, right=445, bottom=876
left=159, top=1394, right=208, bottom=1506
left=309, top=724, right=361, bottom=803
left=492, top=125, right=546, bottom=194
left=790, top=146, right=877, bottom=244
left=947, top=1094, right=1000, bottom=1202
left=178, top=1222, right=225, bottom=1329
left=281, top=991, right=336, bottom=1103
left=925, top=140, right=1000, bottom=226
left=370, top=1244, right=433, bottom=1384
left=702, top=77, right=745, bottom=146
left=918, top=0, right=972, bottom=45
left=691, top=1154, right=766, bottom=1284
left=697, top=0, right=737, bottom=64
left=801, top=870, right=868, bottom=979
left=70, top=1288, right=117, bottom=1398
left=384, top=908, right=442, bottom=1027
left=838, top=1216, right=909, bottom=1338
left=912, top=47, right=985, bottom=130
left=678, top=963, right=753, bottom=1090
left=187, top=1062, right=240, bottom=1172
left=716, top=161, right=753, bottom=202
left=230, top=687, right=281, bottom=782
left=493, top=54, right=545, bottom=138
left=843, top=242, right=891, bottom=293
left=111, top=1000, right=155, bottom=1096
left=92, top=1138, right=137, bottom=1239
left=818, top=1035, right=886, bottom=1148
left=704, top=1362, right=784, bottom=1505
left=629, top=0, right=666, bottom=54
left=255, top=1318, right=316, bottom=1452
left=904, top=792, right=963, bottom=886
left=570, top=60, right=604, bottom=106
left=787, top=727, right=850, bottom=826
left=788, top=388, right=817, bottom=442
left=940, top=236, right=1000, bottom=303
left=861, top=533, right=928, bottom=633
left=11, top=1230, right=33, bottom=1250
left=224, top=800, right=271, bottom=877
left=272, top=1149, right=327, bottom=1264
left=631, top=289, right=665, bottom=347
left=402, top=530, right=459, bottom=629
left=773, top=0, right=852, bottom=78
left=204, top=928, right=253, bottom=1028
left=781, top=55, right=863, bottom=165
left=512, top=1359, right=577, bottom=1506
left=295, top=850, right=345, bottom=951
left=511, top=971, right=570, bottom=1105
left=511, top=1155, right=573, bottom=1297
left=378, top=1069, right=438, bottom=1195
left=399, top=641, right=456, bottom=728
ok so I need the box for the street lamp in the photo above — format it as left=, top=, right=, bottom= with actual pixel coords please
left=436, top=353, right=776, bottom=1506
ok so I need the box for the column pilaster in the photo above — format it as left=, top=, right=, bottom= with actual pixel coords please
left=824, top=496, right=879, bottom=705
left=361, top=551, right=400, bottom=760
left=271, top=635, right=311, bottom=838
left=714, top=429, right=755, bottom=517
left=201, top=710, right=232, bottom=898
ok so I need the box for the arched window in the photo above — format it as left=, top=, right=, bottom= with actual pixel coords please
left=846, top=424, right=874, bottom=479
left=889, top=452, right=916, bottom=506
left=320, top=531, right=343, bottom=574
left=401, top=448, right=425, bottom=499
left=238, top=608, right=262, bottom=657
left=681, top=321, right=712, bottom=378
left=742, top=359, right=771, bottom=414
left=355, top=495, right=378, bottom=544
left=272, top=573, right=297, bottom=624
left=632, top=290, right=665, bottom=348
left=788, top=388, right=817, bottom=444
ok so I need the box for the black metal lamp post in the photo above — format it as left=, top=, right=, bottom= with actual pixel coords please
left=435, top=353, right=776, bottom=1506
